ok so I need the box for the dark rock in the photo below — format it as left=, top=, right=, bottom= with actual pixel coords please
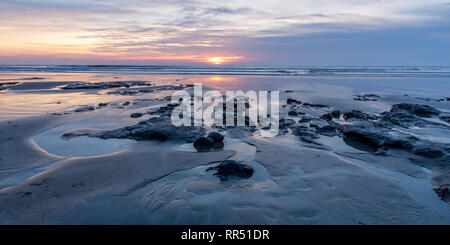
left=343, top=110, right=378, bottom=121
left=149, top=103, right=180, bottom=115
left=288, top=111, right=298, bottom=116
left=206, top=160, right=254, bottom=181
left=62, top=81, right=151, bottom=90
left=212, top=141, right=225, bottom=150
left=285, top=90, right=293, bottom=93
left=316, top=123, right=342, bottom=137
left=290, top=125, right=320, bottom=144
left=207, top=132, right=224, bottom=143
left=139, top=89, right=154, bottom=93
left=108, top=90, right=139, bottom=95
left=277, top=118, right=296, bottom=135
left=412, top=144, right=446, bottom=158
left=380, top=111, right=448, bottom=129
left=320, top=113, right=333, bottom=121
left=342, top=124, right=418, bottom=151
left=390, top=103, right=440, bottom=118
left=303, top=103, right=327, bottom=108
left=330, top=110, right=340, bottom=118
left=98, top=103, right=108, bottom=107
left=74, top=106, right=95, bottom=113
left=130, top=113, right=143, bottom=118
left=63, top=115, right=205, bottom=142
left=298, top=117, right=313, bottom=123
left=193, top=137, right=214, bottom=152
left=439, top=116, right=450, bottom=123
left=434, top=186, right=450, bottom=203
left=354, top=94, right=380, bottom=101
left=287, top=98, right=302, bottom=104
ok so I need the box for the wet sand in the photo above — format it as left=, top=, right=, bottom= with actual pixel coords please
left=1, top=75, right=450, bottom=224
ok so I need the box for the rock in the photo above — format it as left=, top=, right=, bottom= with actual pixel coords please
left=316, top=123, right=342, bottom=137
left=288, top=111, right=298, bottom=116
left=287, top=98, right=302, bottom=104
left=139, top=89, right=154, bottom=93
left=330, top=110, right=340, bottom=118
left=412, top=143, right=446, bottom=158
left=63, top=114, right=205, bottom=142
left=278, top=118, right=296, bottom=135
left=320, top=113, right=333, bottom=121
left=434, top=186, right=450, bottom=203
left=343, top=110, right=378, bottom=121
left=439, top=116, right=450, bottom=123
left=206, top=160, right=254, bottom=181
left=149, top=103, right=179, bottom=115
left=62, top=81, right=151, bottom=90
left=290, top=125, right=320, bottom=144
left=298, top=117, right=313, bottom=123
left=108, top=90, right=139, bottom=95
left=285, top=90, right=293, bottom=93
left=207, top=132, right=224, bottom=143
left=122, top=101, right=130, bottom=106
left=0, top=82, right=18, bottom=88
left=193, top=137, right=214, bottom=152
left=130, top=113, right=143, bottom=118
left=354, top=94, right=380, bottom=101
left=74, top=106, right=95, bottom=113
left=380, top=111, right=447, bottom=129
left=211, top=141, right=225, bottom=150
left=390, top=103, right=440, bottom=118
left=98, top=103, right=108, bottom=107
left=342, top=124, right=418, bottom=151
left=303, top=103, right=327, bottom=108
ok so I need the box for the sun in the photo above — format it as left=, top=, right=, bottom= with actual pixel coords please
left=208, top=57, right=225, bottom=64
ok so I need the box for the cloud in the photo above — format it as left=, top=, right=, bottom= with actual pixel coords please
left=0, top=0, right=450, bottom=64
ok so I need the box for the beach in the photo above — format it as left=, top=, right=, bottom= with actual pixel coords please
left=1, top=66, right=450, bottom=224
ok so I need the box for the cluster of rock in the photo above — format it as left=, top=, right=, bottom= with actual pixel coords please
left=62, top=113, right=205, bottom=142
left=341, top=104, right=450, bottom=158
left=434, top=186, right=450, bottom=203
left=0, top=82, right=18, bottom=90
left=193, top=132, right=225, bottom=152
left=282, top=97, right=450, bottom=159
left=107, top=85, right=184, bottom=96
left=61, top=81, right=153, bottom=89
left=206, top=160, right=254, bottom=181
left=353, top=94, right=380, bottom=101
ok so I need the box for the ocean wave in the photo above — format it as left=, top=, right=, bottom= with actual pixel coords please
left=1, top=65, right=450, bottom=77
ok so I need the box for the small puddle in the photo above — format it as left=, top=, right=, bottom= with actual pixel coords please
left=33, top=124, right=135, bottom=157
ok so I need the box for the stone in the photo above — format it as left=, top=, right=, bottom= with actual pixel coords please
left=206, top=160, right=254, bottom=181
left=287, top=98, right=302, bottom=104
left=343, top=110, right=377, bottom=121
left=303, top=103, right=327, bottom=108
left=207, top=132, right=224, bottom=143
left=330, top=110, right=340, bottom=118
left=320, top=113, right=333, bottom=121
left=390, top=103, right=440, bottom=118
left=74, top=106, right=95, bottom=113
left=288, top=111, right=298, bottom=116
left=193, top=137, right=214, bottom=152
left=130, top=113, right=143, bottom=118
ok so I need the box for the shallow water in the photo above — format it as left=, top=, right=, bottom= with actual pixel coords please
left=33, top=123, right=135, bottom=158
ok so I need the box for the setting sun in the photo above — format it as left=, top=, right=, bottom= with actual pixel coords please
left=206, top=56, right=243, bottom=65
left=208, top=57, right=225, bottom=64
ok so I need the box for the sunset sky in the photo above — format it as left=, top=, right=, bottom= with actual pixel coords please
left=1, top=0, right=450, bottom=65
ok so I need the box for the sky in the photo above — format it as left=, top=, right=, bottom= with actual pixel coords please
left=0, top=0, right=449, bottom=66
